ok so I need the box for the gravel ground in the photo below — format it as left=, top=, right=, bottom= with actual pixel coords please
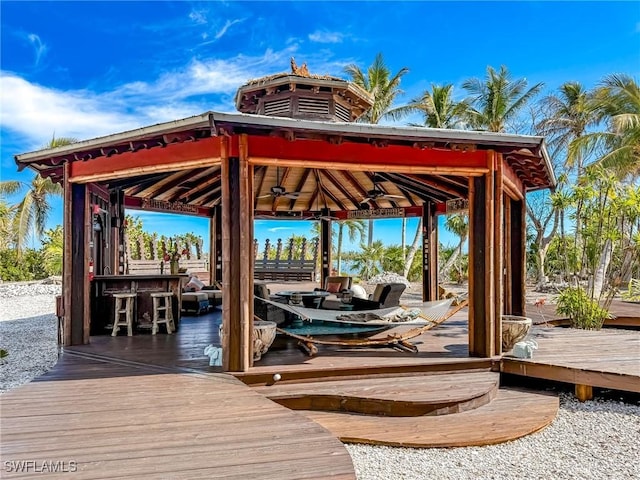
left=1, top=282, right=638, bottom=479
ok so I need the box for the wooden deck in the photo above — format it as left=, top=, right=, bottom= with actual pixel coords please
left=2, top=300, right=639, bottom=475
left=1, top=352, right=355, bottom=479
left=502, top=324, right=640, bottom=394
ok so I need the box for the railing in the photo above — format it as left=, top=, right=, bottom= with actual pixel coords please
left=254, top=238, right=318, bottom=282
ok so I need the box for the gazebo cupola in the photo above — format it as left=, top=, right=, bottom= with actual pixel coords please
left=235, top=58, right=373, bottom=122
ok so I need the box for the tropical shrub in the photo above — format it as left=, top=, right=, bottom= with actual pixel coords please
left=556, top=286, right=612, bottom=329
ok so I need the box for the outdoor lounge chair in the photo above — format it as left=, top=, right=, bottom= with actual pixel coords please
left=254, top=282, right=287, bottom=325
left=348, top=282, right=406, bottom=310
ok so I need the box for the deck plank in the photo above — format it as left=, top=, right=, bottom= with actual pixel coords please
left=0, top=354, right=355, bottom=480
left=301, top=388, right=559, bottom=448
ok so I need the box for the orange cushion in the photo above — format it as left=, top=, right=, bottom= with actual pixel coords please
left=326, top=282, right=342, bottom=293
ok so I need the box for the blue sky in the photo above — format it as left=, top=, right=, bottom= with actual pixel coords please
left=1, top=1, right=639, bottom=252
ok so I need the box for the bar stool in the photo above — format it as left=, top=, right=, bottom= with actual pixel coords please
left=111, top=293, right=137, bottom=337
left=150, top=292, right=175, bottom=335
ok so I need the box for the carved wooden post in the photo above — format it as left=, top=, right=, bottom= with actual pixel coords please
left=422, top=200, right=438, bottom=302
left=275, top=239, right=283, bottom=268
left=301, top=237, right=308, bottom=259
left=264, top=239, right=271, bottom=260
left=287, top=238, right=295, bottom=260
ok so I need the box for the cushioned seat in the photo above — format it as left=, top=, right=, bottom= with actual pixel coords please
left=182, top=291, right=209, bottom=315
left=254, top=283, right=286, bottom=325
left=201, top=287, right=222, bottom=307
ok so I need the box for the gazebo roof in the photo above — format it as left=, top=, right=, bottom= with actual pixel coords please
left=15, top=111, right=555, bottom=216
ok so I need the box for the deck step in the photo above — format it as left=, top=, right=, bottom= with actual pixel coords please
left=300, top=388, right=559, bottom=448
left=254, top=371, right=499, bottom=417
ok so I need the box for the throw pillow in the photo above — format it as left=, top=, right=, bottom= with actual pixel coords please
left=326, top=282, right=342, bottom=293
left=186, top=276, right=205, bottom=291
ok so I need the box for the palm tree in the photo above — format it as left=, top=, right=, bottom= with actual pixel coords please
left=440, top=213, right=469, bottom=281
left=0, top=135, right=76, bottom=255
left=537, top=82, right=598, bottom=173
left=335, top=220, right=365, bottom=274
left=344, top=52, right=409, bottom=124
left=344, top=53, right=409, bottom=247
left=349, top=240, right=387, bottom=281
left=462, top=65, right=544, bottom=132
left=403, top=83, right=469, bottom=129
left=569, top=74, right=640, bottom=178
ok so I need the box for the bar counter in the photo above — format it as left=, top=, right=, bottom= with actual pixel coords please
left=91, top=274, right=186, bottom=335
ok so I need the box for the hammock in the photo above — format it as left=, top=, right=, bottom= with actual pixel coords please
left=255, top=296, right=468, bottom=356
left=256, top=296, right=455, bottom=326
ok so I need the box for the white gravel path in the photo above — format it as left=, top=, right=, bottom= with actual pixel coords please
left=1, top=283, right=638, bottom=479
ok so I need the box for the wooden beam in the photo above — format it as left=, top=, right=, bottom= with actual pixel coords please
left=422, top=202, right=438, bottom=302
left=510, top=198, right=526, bottom=316
left=468, top=172, right=495, bottom=357
left=575, top=384, right=594, bottom=402
left=67, top=182, right=90, bottom=345
left=69, top=137, right=223, bottom=183
left=501, top=159, right=525, bottom=199
left=504, top=199, right=513, bottom=314
left=247, top=136, right=489, bottom=172
left=221, top=135, right=253, bottom=372
left=213, top=205, right=223, bottom=285
left=321, top=218, right=332, bottom=282
left=493, top=152, right=504, bottom=355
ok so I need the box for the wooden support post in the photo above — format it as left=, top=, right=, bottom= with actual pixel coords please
left=221, top=135, right=253, bottom=372
left=210, top=205, right=223, bottom=285
left=493, top=152, right=504, bottom=355
left=510, top=199, right=526, bottom=316
left=422, top=201, right=438, bottom=302
left=468, top=171, right=496, bottom=357
left=321, top=219, right=331, bottom=281
left=63, top=174, right=91, bottom=346
left=575, top=384, right=593, bottom=402
left=504, top=198, right=513, bottom=314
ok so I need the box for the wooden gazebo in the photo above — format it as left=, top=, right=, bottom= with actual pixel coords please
left=15, top=68, right=555, bottom=372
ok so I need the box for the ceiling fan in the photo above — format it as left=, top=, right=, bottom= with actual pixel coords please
left=303, top=171, right=338, bottom=220
left=305, top=208, right=338, bottom=221
left=361, top=174, right=405, bottom=203
left=257, top=166, right=304, bottom=200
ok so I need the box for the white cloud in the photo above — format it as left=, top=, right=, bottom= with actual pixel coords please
left=268, top=227, right=294, bottom=233
left=27, top=33, right=47, bottom=67
left=308, top=30, right=344, bottom=44
left=0, top=47, right=300, bottom=147
left=215, top=19, right=244, bottom=40
left=189, top=10, right=208, bottom=25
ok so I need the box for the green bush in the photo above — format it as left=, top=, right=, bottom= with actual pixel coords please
left=0, top=248, right=47, bottom=281
left=556, top=287, right=612, bottom=330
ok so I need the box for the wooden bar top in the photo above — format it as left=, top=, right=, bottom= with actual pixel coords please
left=93, top=274, right=187, bottom=281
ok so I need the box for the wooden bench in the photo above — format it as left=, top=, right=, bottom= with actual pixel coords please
left=254, top=237, right=318, bottom=282
left=254, top=259, right=317, bottom=282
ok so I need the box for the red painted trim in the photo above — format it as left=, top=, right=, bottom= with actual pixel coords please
left=70, top=137, right=222, bottom=179
left=247, top=136, right=488, bottom=169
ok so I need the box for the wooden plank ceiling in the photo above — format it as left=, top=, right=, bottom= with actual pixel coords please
left=104, top=165, right=467, bottom=216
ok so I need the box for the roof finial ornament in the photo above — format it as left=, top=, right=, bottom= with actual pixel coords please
left=290, top=57, right=310, bottom=77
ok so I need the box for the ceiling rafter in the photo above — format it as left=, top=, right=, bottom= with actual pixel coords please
left=315, top=170, right=346, bottom=211
left=320, top=169, right=362, bottom=210
left=174, top=170, right=222, bottom=202
left=288, top=168, right=313, bottom=211
left=400, top=173, right=467, bottom=198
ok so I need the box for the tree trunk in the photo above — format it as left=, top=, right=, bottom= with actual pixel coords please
left=591, top=238, right=613, bottom=300
left=401, top=217, right=406, bottom=264
left=440, top=238, right=465, bottom=281
left=336, top=224, right=344, bottom=275
left=367, top=219, right=373, bottom=247
left=403, top=218, right=422, bottom=278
